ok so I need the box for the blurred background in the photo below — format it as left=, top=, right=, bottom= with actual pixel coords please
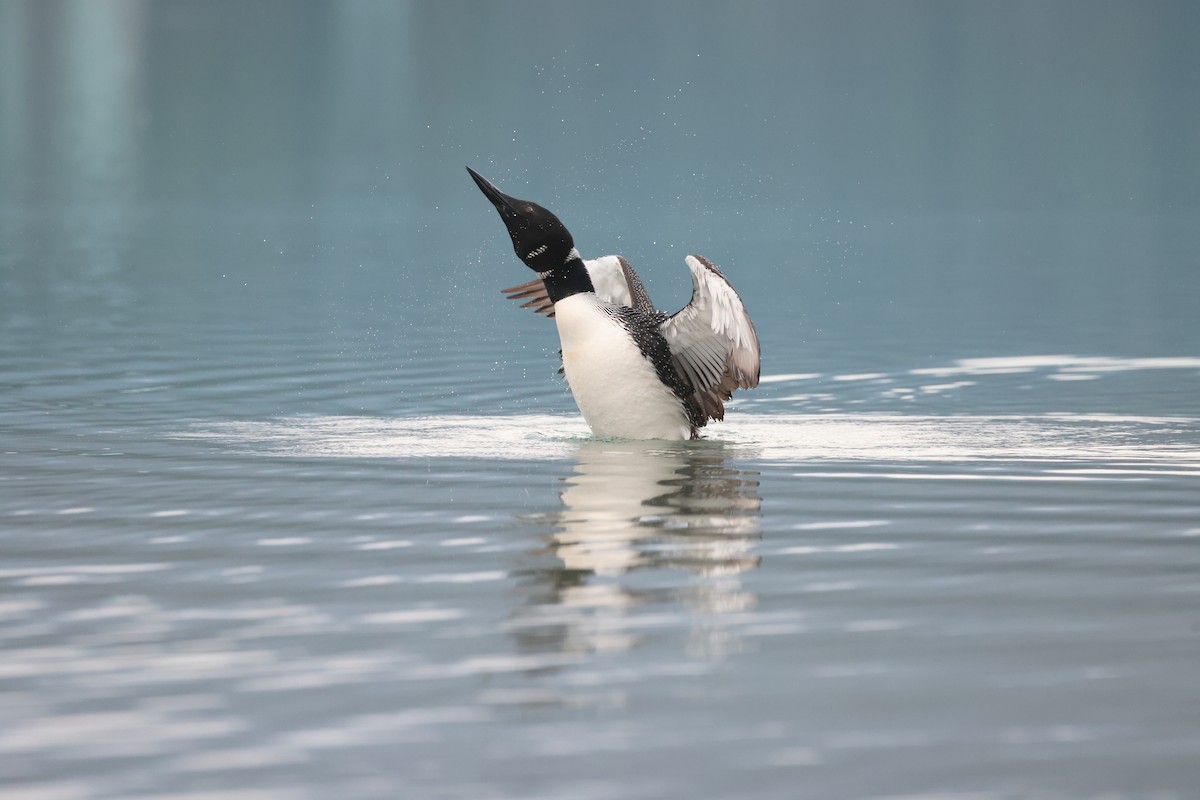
left=2, top=3, right=1199, bottom=799
left=3, top=0, right=1197, bottom=404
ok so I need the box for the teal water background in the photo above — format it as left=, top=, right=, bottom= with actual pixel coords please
left=2, top=3, right=1199, bottom=798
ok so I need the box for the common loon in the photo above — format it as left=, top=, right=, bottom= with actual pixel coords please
left=467, top=167, right=760, bottom=440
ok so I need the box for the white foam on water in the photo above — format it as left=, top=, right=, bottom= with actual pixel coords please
left=173, top=353, right=1200, bottom=469
left=178, top=411, right=1200, bottom=471
left=911, top=354, right=1200, bottom=377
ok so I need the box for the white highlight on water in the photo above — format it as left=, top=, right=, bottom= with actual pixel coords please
left=179, top=412, right=1200, bottom=471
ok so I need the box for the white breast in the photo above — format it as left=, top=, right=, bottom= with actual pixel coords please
left=553, top=294, right=692, bottom=440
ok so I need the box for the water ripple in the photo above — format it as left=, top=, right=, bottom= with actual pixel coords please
left=178, top=411, right=1200, bottom=471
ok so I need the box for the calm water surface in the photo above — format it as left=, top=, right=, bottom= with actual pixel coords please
left=3, top=3, right=1200, bottom=798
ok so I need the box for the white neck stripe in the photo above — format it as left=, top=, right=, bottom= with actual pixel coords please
left=539, top=248, right=582, bottom=279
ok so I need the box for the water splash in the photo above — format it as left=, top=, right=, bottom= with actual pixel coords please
left=178, top=411, right=1200, bottom=472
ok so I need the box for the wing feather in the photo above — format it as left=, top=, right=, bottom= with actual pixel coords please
left=500, top=278, right=555, bottom=316
left=659, top=254, right=760, bottom=427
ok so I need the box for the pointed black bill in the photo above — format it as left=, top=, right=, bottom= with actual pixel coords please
left=466, top=167, right=517, bottom=215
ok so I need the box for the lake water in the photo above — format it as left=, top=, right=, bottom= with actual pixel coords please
left=2, top=3, right=1199, bottom=799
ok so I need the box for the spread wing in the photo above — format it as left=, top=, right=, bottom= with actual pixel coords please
left=500, top=255, right=654, bottom=318
left=659, top=254, right=760, bottom=424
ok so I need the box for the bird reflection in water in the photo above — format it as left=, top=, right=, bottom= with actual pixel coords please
left=510, top=439, right=762, bottom=660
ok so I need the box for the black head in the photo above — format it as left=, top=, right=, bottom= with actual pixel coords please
left=467, top=167, right=576, bottom=273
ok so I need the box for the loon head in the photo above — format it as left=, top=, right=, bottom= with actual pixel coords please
left=467, top=167, right=576, bottom=273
